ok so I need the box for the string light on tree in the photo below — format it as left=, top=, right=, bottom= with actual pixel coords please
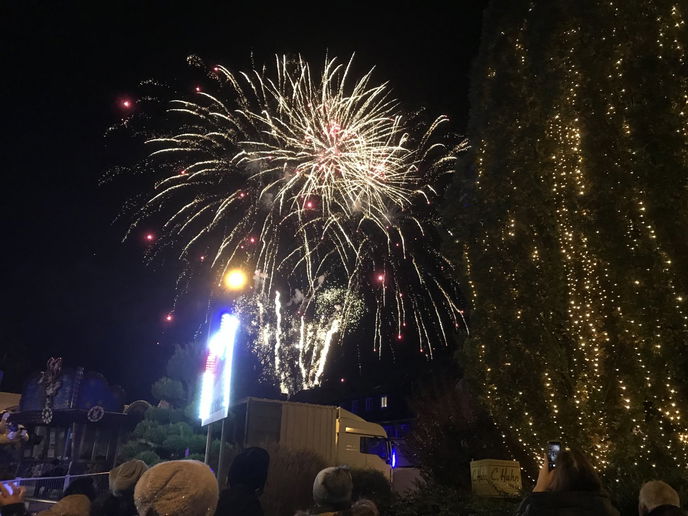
left=453, top=0, right=688, bottom=492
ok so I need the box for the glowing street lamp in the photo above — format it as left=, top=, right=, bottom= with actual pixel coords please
left=224, top=269, right=248, bottom=291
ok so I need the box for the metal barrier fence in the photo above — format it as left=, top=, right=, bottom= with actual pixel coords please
left=12, top=472, right=109, bottom=505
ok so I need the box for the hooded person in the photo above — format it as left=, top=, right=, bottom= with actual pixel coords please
left=311, top=466, right=353, bottom=515
left=215, top=447, right=270, bottom=516
left=134, top=460, right=218, bottom=516
left=91, top=459, right=148, bottom=516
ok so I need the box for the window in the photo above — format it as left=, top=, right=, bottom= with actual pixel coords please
left=380, top=395, right=388, bottom=408
left=365, top=397, right=375, bottom=411
left=351, top=400, right=360, bottom=413
left=360, top=436, right=388, bottom=460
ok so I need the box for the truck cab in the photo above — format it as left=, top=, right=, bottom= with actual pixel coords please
left=336, top=408, right=394, bottom=480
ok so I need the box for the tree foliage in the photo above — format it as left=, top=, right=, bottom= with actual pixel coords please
left=151, top=377, right=186, bottom=406
left=119, top=340, right=210, bottom=466
left=405, top=378, right=507, bottom=489
left=166, top=341, right=205, bottom=400
left=350, top=468, right=394, bottom=515
left=448, top=0, right=688, bottom=497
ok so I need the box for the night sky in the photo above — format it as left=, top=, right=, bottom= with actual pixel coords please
left=1, top=2, right=488, bottom=400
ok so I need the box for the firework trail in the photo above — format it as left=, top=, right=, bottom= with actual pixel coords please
left=114, top=55, right=467, bottom=394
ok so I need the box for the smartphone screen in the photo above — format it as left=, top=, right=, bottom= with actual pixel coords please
left=1, top=482, right=14, bottom=496
left=547, top=441, right=561, bottom=470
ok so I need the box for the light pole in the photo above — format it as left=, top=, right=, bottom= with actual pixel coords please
left=200, top=268, right=248, bottom=488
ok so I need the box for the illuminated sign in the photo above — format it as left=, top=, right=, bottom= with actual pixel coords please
left=199, top=312, right=240, bottom=426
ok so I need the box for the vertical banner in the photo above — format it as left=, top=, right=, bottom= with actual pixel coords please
left=199, top=311, right=240, bottom=426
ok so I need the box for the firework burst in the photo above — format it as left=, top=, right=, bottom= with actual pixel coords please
left=114, top=55, right=467, bottom=394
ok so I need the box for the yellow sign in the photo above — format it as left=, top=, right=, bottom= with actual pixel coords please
left=470, top=459, right=522, bottom=497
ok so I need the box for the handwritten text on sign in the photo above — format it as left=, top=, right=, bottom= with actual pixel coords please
left=470, top=459, right=522, bottom=497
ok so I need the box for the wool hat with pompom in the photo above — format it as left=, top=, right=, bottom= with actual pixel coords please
left=134, top=459, right=218, bottom=516
left=312, top=465, right=353, bottom=512
left=36, top=494, right=91, bottom=516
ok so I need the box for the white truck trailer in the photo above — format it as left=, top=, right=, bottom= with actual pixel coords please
left=227, top=397, right=395, bottom=480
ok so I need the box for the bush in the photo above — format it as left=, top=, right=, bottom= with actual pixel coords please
left=188, top=434, right=207, bottom=455
left=162, top=435, right=188, bottom=456
left=120, top=402, right=207, bottom=463
left=151, top=377, right=186, bottom=406
left=391, top=480, right=520, bottom=516
left=261, top=445, right=327, bottom=516
left=167, top=421, right=194, bottom=437
left=351, top=468, right=394, bottom=513
left=118, top=440, right=148, bottom=461
left=209, top=439, right=239, bottom=474
left=132, top=419, right=167, bottom=445
left=135, top=450, right=161, bottom=466
left=146, top=406, right=186, bottom=425
left=117, top=339, right=209, bottom=466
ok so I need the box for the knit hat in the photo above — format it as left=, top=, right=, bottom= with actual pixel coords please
left=134, top=460, right=218, bottom=516
left=37, top=494, right=91, bottom=516
left=228, top=447, right=270, bottom=492
left=109, top=459, right=148, bottom=496
left=312, top=466, right=353, bottom=511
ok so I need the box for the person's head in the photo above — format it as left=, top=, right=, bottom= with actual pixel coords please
left=351, top=498, right=379, bottom=516
left=548, top=448, right=602, bottom=492
left=312, top=466, right=353, bottom=512
left=36, top=493, right=91, bottom=516
left=64, top=476, right=97, bottom=501
left=109, top=459, right=148, bottom=497
left=639, top=480, right=680, bottom=515
left=134, top=460, right=218, bottom=516
left=228, top=447, right=270, bottom=494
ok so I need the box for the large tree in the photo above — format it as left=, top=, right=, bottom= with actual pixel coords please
left=451, top=0, right=688, bottom=492
left=119, top=341, right=209, bottom=465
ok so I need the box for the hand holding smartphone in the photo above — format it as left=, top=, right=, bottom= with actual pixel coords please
left=547, top=441, right=561, bottom=471
left=0, top=481, right=26, bottom=506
